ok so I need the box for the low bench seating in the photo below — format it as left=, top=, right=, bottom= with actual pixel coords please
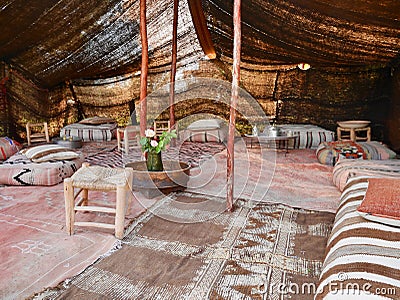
left=0, top=144, right=83, bottom=186
left=315, top=176, right=400, bottom=299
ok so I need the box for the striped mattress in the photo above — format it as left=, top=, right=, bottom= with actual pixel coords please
left=60, top=122, right=117, bottom=142
left=276, top=124, right=335, bottom=149
left=315, top=176, right=400, bottom=299
left=333, top=159, right=400, bottom=191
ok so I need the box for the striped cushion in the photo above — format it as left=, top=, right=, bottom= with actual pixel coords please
left=277, top=124, right=335, bottom=149
left=60, top=122, right=117, bottom=141
left=315, top=176, right=400, bottom=299
left=180, top=129, right=227, bottom=143
left=333, top=159, right=400, bottom=191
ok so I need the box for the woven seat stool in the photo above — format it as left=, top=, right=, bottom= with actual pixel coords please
left=64, top=163, right=134, bottom=239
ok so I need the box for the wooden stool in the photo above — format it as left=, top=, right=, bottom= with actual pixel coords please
left=64, top=163, right=134, bottom=239
left=117, top=125, right=141, bottom=154
left=26, top=122, right=50, bottom=146
left=337, top=126, right=371, bottom=142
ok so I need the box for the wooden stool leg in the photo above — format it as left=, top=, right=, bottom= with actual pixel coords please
left=124, top=128, right=129, bottom=154
left=82, top=189, right=88, bottom=206
left=64, top=178, right=75, bottom=235
left=350, top=129, right=356, bottom=141
left=115, top=184, right=126, bottom=239
left=26, top=123, right=32, bottom=146
left=125, top=168, right=134, bottom=211
left=366, top=127, right=371, bottom=141
left=336, top=127, right=341, bottom=141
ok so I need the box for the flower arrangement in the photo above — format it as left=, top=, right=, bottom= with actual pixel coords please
left=140, top=128, right=177, bottom=171
left=140, top=128, right=177, bottom=154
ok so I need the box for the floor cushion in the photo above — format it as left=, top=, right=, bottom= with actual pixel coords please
left=0, top=152, right=83, bottom=186
left=0, top=137, right=22, bottom=161
left=333, top=159, right=400, bottom=191
left=276, top=124, right=335, bottom=149
left=60, top=122, right=117, bottom=142
left=316, top=140, right=397, bottom=166
left=180, top=119, right=227, bottom=143
left=315, top=176, right=400, bottom=299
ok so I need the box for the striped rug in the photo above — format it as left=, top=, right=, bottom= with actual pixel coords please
left=35, top=193, right=334, bottom=300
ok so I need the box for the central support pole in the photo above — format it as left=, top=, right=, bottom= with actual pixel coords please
left=227, top=0, right=241, bottom=211
left=139, top=0, right=149, bottom=136
left=169, top=0, right=179, bottom=130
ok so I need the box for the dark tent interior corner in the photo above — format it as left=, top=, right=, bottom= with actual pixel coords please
left=1, top=0, right=399, bottom=150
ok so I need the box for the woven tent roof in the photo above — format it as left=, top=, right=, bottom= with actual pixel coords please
left=1, top=0, right=399, bottom=88
left=0, top=0, right=399, bottom=149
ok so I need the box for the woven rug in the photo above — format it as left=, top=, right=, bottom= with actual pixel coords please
left=83, top=141, right=226, bottom=168
left=37, top=193, right=335, bottom=300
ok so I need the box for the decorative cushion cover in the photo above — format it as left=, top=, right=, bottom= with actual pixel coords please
left=357, top=178, right=400, bottom=227
left=60, top=122, right=117, bottom=141
left=0, top=137, right=22, bottom=161
left=181, top=119, right=227, bottom=143
left=316, top=141, right=397, bottom=166
left=78, top=116, right=116, bottom=125
left=23, top=144, right=80, bottom=163
left=333, top=159, right=400, bottom=191
left=277, top=124, right=335, bottom=149
left=315, top=176, right=400, bottom=299
left=0, top=152, right=83, bottom=186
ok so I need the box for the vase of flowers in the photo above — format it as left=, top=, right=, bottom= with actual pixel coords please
left=140, top=128, right=177, bottom=171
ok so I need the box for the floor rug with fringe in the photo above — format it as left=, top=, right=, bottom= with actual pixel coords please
left=37, top=192, right=335, bottom=300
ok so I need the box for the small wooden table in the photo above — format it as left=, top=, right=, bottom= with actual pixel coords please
left=244, top=134, right=299, bottom=153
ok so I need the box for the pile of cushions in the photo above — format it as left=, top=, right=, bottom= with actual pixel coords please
left=180, top=118, right=227, bottom=143
left=60, top=116, right=117, bottom=141
left=315, top=176, right=400, bottom=299
left=0, top=144, right=83, bottom=186
left=316, top=140, right=397, bottom=165
left=0, top=137, right=22, bottom=161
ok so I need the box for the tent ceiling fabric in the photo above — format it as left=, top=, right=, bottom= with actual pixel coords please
left=0, top=0, right=399, bottom=88
left=201, top=0, right=400, bottom=68
left=0, top=0, right=203, bottom=88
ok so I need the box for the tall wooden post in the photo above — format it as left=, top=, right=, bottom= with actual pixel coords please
left=139, top=0, right=149, bottom=136
left=227, top=0, right=241, bottom=211
left=169, top=0, right=179, bottom=130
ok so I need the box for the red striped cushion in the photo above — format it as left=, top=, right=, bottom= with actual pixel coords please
left=0, top=137, right=22, bottom=161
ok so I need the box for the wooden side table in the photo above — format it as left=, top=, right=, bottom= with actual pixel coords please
left=64, top=163, right=134, bottom=239
left=337, top=127, right=371, bottom=142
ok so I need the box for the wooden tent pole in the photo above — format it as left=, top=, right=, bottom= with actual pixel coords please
left=227, top=0, right=241, bottom=211
left=139, top=0, right=148, bottom=136
left=169, top=0, right=179, bottom=129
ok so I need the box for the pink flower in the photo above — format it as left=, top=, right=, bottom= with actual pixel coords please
left=145, top=129, right=156, bottom=138
left=150, top=140, right=158, bottom=147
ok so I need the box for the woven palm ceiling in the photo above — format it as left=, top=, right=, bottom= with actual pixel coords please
left=0, top=0, right=399, bottom=88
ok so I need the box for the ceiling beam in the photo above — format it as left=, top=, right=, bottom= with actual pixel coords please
left=187, top=0, right=216, bottom=59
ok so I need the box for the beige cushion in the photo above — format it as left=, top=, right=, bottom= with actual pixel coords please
left=187, top=119, right=223, bottom=130
left=24, top=144, right=79, bottom=163
left=78, top=116, right=116, bottom=125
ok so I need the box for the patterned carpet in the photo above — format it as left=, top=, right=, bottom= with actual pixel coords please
left=83, top=141, right=226, bottom=168
left=36, top=193, right=335, bottom=300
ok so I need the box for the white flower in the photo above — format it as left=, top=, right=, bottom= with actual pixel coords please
left=150, top=140, right=158, bottom=147
left=145, top=129, right=156, bottom=138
